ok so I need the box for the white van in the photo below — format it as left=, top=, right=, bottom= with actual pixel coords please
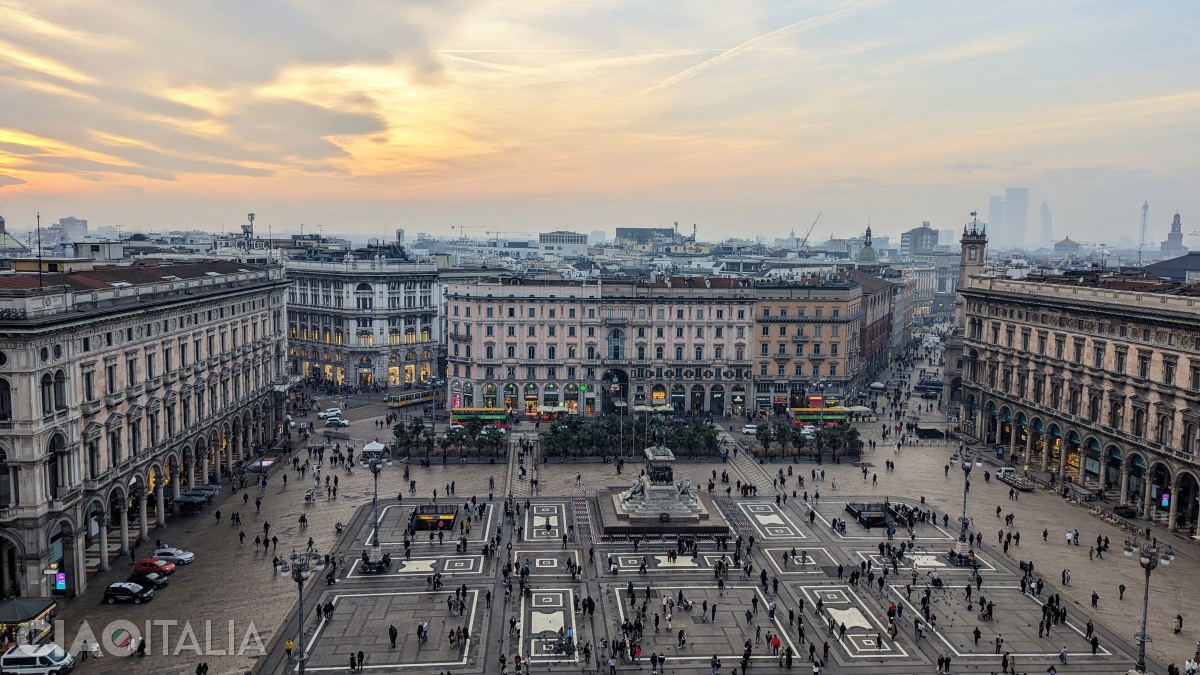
left=995, top=467, right=1017, bottom=480
left=0, top=644, right=75, bottom=674
left=741, top=424, right=758, bottom=435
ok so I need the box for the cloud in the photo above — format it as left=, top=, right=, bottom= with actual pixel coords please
left=0, top=174, right=28, bottom=189
left=631, top=0, right=893, bottom=97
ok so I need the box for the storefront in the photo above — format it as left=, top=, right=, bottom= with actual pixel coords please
left=483, top=383, right=497, bottom=408
left=523, top=383, right=539, bottom=414
left=651, top=385, right=667, bottom=406
left=709, top=385, right=724, bottom=416
left=463, top=382, right=474, bottom=408
left=504, top=383, right=518, bottom=412
left=543, top=384, right=559, bottom=407
left=731, top=388, right=746, bottom=416
left=565, top=384, right=580, bottom=414
left=450, top=381, right=462, bottom=409
left=772, top=395, right=788, bottom=416
left=671, top=385, right=686, bottom=412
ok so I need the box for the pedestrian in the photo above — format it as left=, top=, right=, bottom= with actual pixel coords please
left=1091, top=591, right=1099, bottom=608
left=255, top=497, right=262, bottom=513
left=215, top=510, right=222, bottom=524
left=285, top=639, right=293, bottom=659
left=1119, top=583, right=1126, bottom=600
left=389, top=624, right=397, bottom=648
left=1177, top=615, right=1185, bottom=635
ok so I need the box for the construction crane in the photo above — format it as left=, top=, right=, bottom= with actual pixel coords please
left=799, top=212, right=822, bottom=250
left=1138, top=201, right=1149, bottom=267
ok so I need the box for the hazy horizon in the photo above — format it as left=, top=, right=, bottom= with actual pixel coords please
left=2, top=0, right=1198, bottom=245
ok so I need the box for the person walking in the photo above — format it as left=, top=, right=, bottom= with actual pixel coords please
left=389, top=624, right=398, bottom=648
left=285, top=639, right=293, bottom=659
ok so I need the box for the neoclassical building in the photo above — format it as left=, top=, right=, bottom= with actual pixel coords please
left=285, top=245, right=441, bottom=387
left=445, top=276, right=757, bottom=417
left=951, top=239, right=1200, bottom=531
left=0, top=259, right=288, bottom=598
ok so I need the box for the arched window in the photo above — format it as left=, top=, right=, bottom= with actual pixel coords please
left=1156, top=414, right=1173, bottom=445
left=40, top=374, right=53, bottom=415
left=485, top=345, right=494, bottom=360
left=507, top=345, right=516, bottom=359
left=0, top=448, right=12, bottom=506
left=547, top=345, right=556, bottom=360
left=53, top=370, right=67, bottom=410
left=675, top=346, right=684, bottom=360
left=637, top=346, right=646, bottom=361
left=0, top=379, right=11, bottom=420
left=694, top=346, right=703, bottom=361
left=655, top=346, right=664, bottom=359
left=587, top=346, right=596, bottom=360
left=607, top=328, right=625, bottom=360
left=527, top=345, right=536, bottom=360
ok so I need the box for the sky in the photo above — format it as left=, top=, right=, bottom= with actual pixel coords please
left=2, top=0, right=1199, bottom=246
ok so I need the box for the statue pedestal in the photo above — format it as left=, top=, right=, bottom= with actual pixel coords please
left=593, top=444, right=731, bottom=535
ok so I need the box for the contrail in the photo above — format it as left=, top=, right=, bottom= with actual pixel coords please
left=633, top=0, right=894, bottom=97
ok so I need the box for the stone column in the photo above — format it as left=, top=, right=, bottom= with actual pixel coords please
left=72, top=529, right=86, bottom=597
left=1039, top=436, right=1049, bottom=472
left=172, top=472, right=181, bottom=500
left=138, top=493, right=149, bottom=539
left=1168, top=476, right=1180, bottom=530
left=1119, top=461, right=1130, bottom=506
left=1024, top=430, right=1033, bottom=467
left=119, top=506, right=130, bottom=555
left=1058, top=445, right=1068, bottom=480
left=1143, top=481, right=1154, bottom=521
left=98, top=512, right=110, bottom=572
left=227, top=437, right=235, bottom=475
left=156, top=485, right=167, bottom=528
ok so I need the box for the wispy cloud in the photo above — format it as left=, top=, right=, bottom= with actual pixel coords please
left=631, top=0, right=894, bottom=97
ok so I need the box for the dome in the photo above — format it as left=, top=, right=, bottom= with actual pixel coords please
left=855, top=226, right=879, bottom=264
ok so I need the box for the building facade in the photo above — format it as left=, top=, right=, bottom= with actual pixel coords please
left=843, top=270, right=893, bottom=385
left=285, top=248, right=441, bottom=387
left=752, top=279, right=863, bottom=414
left=445, top=276, right=756, bottom=417
left=952, top=238, right=1200, bottom=531
left=0, top=260, right=287, bottom=598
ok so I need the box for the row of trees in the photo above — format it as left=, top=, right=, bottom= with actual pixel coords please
left=390, top=417, right=508, bottom=458
left=540, top=414, right=725, bottom=458
left=750, top=422, right=863, bottom=462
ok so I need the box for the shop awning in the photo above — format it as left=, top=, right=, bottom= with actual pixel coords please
left=653, top=404, right=673, bottom=412
left=0, top=597, right=55, bottom=624
left=633, top=405, right=654, bottom=412
left=538, top=405, right=569, bottom=413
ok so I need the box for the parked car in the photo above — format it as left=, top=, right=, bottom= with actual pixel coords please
left=151, top=547, right=195, bottom=565
left=325, top=418, right=350, bottom=428
left=104, top=581, right=154, bottom=604
left=799, top=425, right=817, bottom=436
left=741, top=424, right=757, bottom=435
left=0, top=643, right=75, bottom=675
left=318, top=408, right=343, bottom=419
left=127, top=572, right=169, bottom=589
left=134, top=558, right=176, bottom=576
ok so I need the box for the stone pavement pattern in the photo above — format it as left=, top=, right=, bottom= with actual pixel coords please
left=56, top=354, right=1200, bottom=674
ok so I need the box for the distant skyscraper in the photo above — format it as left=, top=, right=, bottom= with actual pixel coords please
left=988, top=196, right=1005, bottom=246
left=938, top=229, right=955, bottom=246
left=1002, top=187, right=1029, bottom=247
left=1039, top=202, right=1054, bottom=248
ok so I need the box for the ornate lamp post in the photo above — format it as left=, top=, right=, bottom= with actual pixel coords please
left=954, top=450, right=980, bottom=554
left=290, top=549, right=311, bottom=674
left=1125, top=539, right=1172, bottom=673
left=365, top=455, right=391, bottom=549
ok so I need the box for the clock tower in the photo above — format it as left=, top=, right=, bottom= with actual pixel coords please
left=955, top=214, right=988, bottom=331
left=943, top=212, right=987, bottom=414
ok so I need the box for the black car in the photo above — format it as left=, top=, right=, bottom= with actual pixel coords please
left=127, top=572, right=169, bottom=589
left=105, top=582, right=154, bottom=604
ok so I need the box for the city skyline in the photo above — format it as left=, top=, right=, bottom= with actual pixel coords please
left=2, top=0, right=1198, bottom=243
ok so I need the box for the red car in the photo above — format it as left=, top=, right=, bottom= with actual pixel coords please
left=134, top=558, right=177, bottom=576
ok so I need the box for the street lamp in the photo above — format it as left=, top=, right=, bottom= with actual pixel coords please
left=810, top=377, right=829, bottom=428
left=955, top=450, right=979, bottom=554
left=365, top=456, right=391, bottom=550
left=1125, top=538, right=1173, bottom=673
left=290, top=549, right=311, bottom=674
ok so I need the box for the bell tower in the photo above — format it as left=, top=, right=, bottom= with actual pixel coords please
left=955, top=213, right=987, bottom=331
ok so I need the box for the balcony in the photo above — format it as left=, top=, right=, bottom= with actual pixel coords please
left=792, top=335, right=810, bottom=343
left=146, top=376, right=163, bottom=392
left=194, top=360, right=207, bottom=373
left=581, top=358, right=601, bottom=366
left=104, top=391, right=125, bottom=407
left=124, top=383, right=144, bottom=399
left=84, top=471, right=112, bottom=493
left=809, top=353, right=827, bottom=360
left=164, top=371, right=179, bottom=383
left=80, top=399, right=103, bottom=415
left=449, top=332, right=472, bottom=342
left=773, top=353, right=792, bottom=361
left=50, top=486, right=82, bottom=510
left=208, top=356, right=220, bottom=368
left=220, top=352, right=232, bottom=363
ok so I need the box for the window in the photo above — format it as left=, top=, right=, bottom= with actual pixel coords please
left=761, top=326, right=769, bottom=337
left=1054, top=339, right=1064, bottom=359
left=1037, top=334, right=1046, bottom=354
left=1088, top=396, right=1101, bottom=422
left=760, top=344, right=769, bottom=356
left=507, top=326, right=516, bottom=337
left=1072, top=342, right=1083, bottom=364
left=1093, top=346, right=1104, bottom=368
left=105, top=364, right=116, bottom=394
left=778, top=326, right=787, bottom=336
left=1108, top=400, right=1124, bottom=429
left=1137, top=354, right=1151, bottom=379
left=486, top=307, right=494, bottom=318
left=485, top=326, right=494, bottom=337
left=676, top=327, right=684, bottom=338
left=737, top=309, right=745, bottom=319
left=568, top=327, right=576, bottom=337
left=655, top=346, right=664, bottom=359
left=778, top=342, right=787, bottom=355
left=548, top=345, right=557, bottom=360
left=695, top=346, right=703, bottom=360
left=507, top=345, right=516, bottom=359
left=715, top=327, right=723, bottom=338
left=126, top=359, right=137, bottom=385
left=1115, top=351, right=1126, bottom=374
left=675, top=346, right=684, bottom=360
left=637, top=346, right=646, bottom=360
left=714, top=346, right=723, bottom=360
left=760, top=363, right=768, bottom=376
left=716, top=309, right=724, bottom=319
left=83, top=370, right=95, bottom=401
left=527, top=345, right=536, bottom=360
left=777, top=364, right=785, bottom=376
left=569, top=308, right=576, bottom=318
left=527, top=326, right=535, bottom=337
left=528, top=307, right=536, bottom=318
left=696, top=327, right=704, bottom=338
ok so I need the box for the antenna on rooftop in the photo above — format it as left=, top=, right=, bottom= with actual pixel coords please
left=36, top=212, right=43, bottom=288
